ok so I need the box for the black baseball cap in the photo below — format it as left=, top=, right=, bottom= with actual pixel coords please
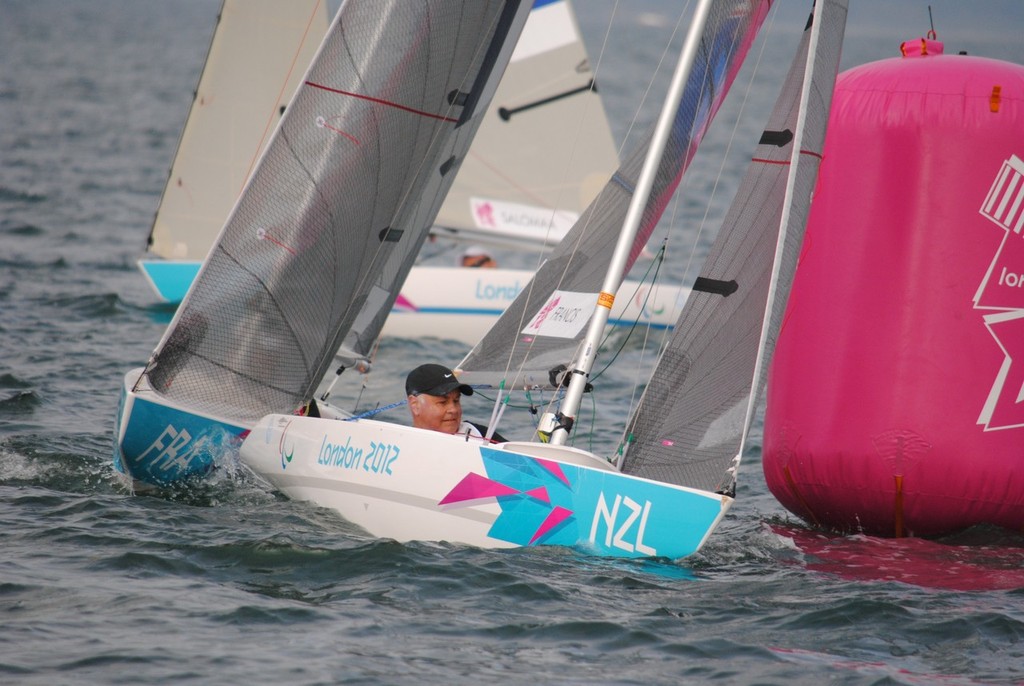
left=405, top=363, right=473, bottom=397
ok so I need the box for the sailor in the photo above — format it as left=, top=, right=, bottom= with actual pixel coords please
left=459, top=245, right=497, bottom=268
left=405, top=363, right=505, bottom=441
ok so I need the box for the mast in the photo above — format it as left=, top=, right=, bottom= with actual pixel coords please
left=618, top=0, right=848, bottom=491
left=546, top=0, right=715, bottom=446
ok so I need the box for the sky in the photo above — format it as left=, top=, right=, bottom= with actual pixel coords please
left=811, top=0, right=1024, bottom=68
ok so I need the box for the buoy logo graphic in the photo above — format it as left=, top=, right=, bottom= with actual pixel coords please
left=975, top=154, right=1024, bottom=431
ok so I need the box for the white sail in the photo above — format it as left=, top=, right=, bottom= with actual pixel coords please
left=430, top=0, right=619, bottom=250
left=144, top=0, right=328, bottom=263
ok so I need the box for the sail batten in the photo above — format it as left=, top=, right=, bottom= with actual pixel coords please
left=620, top=0, right=849, bottom=492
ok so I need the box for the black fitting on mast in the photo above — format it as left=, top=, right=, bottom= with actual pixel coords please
left=548, top=364, right=593, bottom=392
left=537, top=411, right=575, bottom=444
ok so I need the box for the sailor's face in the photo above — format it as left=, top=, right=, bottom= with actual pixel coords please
left=409, top=389, right=463, bottom=434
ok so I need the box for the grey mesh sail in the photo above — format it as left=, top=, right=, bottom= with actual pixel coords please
left=457, top=0, right=771, bottom=390
left=620, top=1, right=849, bottom=494
left=138, top=0, right=532, bottom=422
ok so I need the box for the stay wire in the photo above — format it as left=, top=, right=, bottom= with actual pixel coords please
left=589, top=242, right=667, bottom=384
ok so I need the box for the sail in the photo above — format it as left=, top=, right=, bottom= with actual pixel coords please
left=620, top=0, right=849, bottom=493
left=457, top=0, right=771, bottom=389
left=145, top=0, right=328, bottom=262
left=140, top=0, right=533, bottom=422
left=431, top=0, right=619, bottom=249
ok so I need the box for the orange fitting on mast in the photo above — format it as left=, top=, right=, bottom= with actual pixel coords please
left=598, top=291, right=615, bottom=309
left=991, top=85, right=1002, bottom=112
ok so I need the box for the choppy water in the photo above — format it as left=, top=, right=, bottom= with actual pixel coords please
left=3, top=1, right=1024, bottom=684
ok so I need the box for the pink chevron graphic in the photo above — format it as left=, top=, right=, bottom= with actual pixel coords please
left=525, top=486, right=550, bottom=503
left=534, top=458, right=570, bottom=487
left=529, top=506, right=572, bottom=544
left=439, top=472, right=518, bottom=505
left=393, top=293, right=418, bottom=312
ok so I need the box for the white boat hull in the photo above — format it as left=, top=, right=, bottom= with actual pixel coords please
left=240, top=414, right=731, bottom=559
left=140, top=260, right=686, bottom=345
left=385, top=266, right=685, bottom=344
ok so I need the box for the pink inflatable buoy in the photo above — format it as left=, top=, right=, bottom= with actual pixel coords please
left=763, top=37, right=1024, bottom=537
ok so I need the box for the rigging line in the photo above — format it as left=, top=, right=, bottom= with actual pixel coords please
left=344, top=398, right=407, bottom=421
left=475, top=387, right=564, bottom=410
left=610, top=8, right=691, bottom=428
left=587, top=386, right=599, bottom=454
left=456, top=31, right=612, bottom=246
left=499, top=10, right=612, bottom=263
left=590, top=243, right=666, bottom=384
left=242, top=0, right=327, bottom=192
left=553, top=2, right=688, bottom=280
left=613, top=0, right=694, bottom=162
left=461, top=146, right=584, bottom=234
left=612, top=240, right=671, bottom=452
left=348, top=336, right=381, bottom=411
left=462, top=102, right=559, bottom=381
left=520, top=1, right=614, bottom=268
left=487, top=30, right=619, bottom=386
left=610, top=4, right=781, bottom=452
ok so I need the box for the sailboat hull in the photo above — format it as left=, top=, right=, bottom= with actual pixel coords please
left=139, top=261, right=687, bottom=345
left=114, top=369, right=248, bottom=489
left=240, top=415, right=731, bottom=559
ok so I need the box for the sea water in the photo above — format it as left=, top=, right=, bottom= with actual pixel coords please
left=3, top=1, right=1024, bottom=684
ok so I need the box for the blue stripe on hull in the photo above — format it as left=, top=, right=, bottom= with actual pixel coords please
left=138, top=261, right=202, bottom=304
left=389, top=307, right=671, bottom=330
left=117, top=394, right=246, bottom=487
left=479, top=449, right=724, bottom=559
